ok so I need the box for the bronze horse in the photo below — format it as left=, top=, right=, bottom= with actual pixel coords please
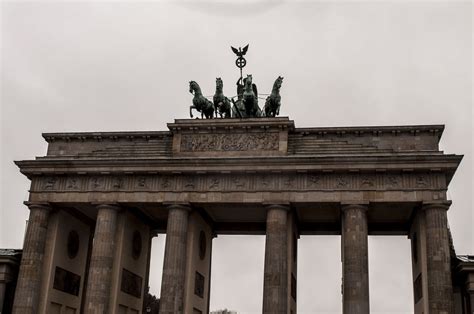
left=189, top=81, right=214, bottom=119
left=263, top=76, right=283, bottom=117
left=242, top=74, right=260, bottom=118
left=213, top=78, right=232, bottom=118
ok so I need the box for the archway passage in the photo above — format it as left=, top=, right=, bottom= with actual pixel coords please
left=209, top=235, right=265, bottom=313
left=298, top=236, right=342, bottom=313
left=368, top=236, right=413, bottom=313
left=12, top=118, right=463, bottom=313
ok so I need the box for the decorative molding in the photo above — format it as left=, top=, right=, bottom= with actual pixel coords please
left=32, top=172, right=446, bottom=194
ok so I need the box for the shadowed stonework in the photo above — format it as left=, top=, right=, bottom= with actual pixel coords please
left=6, top=117, right=473, bottom=313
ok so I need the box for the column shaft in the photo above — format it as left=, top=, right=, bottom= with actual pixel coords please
left=83, top=204, right=119, bottom=314
left=0, top=281, right=6, bottom=314
left=159, top=205, right=190, bottom=314
left=12, top=204, right=51, bottom=314
left=342, top=204, right=369, bottom=314
left=423, top=203, right=454, bottom=313
left=263, top=205, right=289, bottom=314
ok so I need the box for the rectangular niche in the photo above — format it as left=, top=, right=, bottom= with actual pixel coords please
left=194, top=271, right=205, bottom=298
left=53, top=266, right=81, bottom=296
left=120, top=268, right=143, bottom=298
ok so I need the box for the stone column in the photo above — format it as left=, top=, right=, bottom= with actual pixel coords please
left=159, top=204, right=191, bottom=314
left=83, top=204, right=120, bottom=314
left=342, top=204, right=369, bottom=314
left=423, top=202, right=455, bottom=313
left=467, top=273, right=474, bottom=314
left=263, top=204, right=289, bottom=314
left=12, top=203, right=51, bottom=314
left=0, top=281, right=6, bottom=314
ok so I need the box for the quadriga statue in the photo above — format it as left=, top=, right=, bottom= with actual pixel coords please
left=263, top=76, right=283, bottom=117
left=189, top=81, right=215, bottom=119
left=213, top=78, right=232, bottom=118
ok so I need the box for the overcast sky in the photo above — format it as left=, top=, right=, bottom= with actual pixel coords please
left=1, top=1, right=472, bottom=313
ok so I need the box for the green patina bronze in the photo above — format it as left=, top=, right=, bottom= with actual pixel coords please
left=189, top=81, right=214, bottom=119
left=188, top=46, right=283, bottom=119
left=263, top=76, right=283, bottom=117
left=242, top=74, right=261, bottom=118
left=213, top=78, right=232, bottom=118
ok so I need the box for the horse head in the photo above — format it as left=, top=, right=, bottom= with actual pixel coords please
left=274, top=76, right=284, bottom=90
left=216, top=77, right=223, bottom=91
left=189, top=81, right=195, bottom=94
left=189, top=81, right=199, bottom=94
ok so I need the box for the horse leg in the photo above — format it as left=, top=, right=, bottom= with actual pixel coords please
left=190, top=106, right=195, bottom=118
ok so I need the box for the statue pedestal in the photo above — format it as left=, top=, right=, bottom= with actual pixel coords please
left=168, top=117, right=294, bottom=157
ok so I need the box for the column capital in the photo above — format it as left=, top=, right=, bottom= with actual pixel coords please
left=263, top=203, right=290, bottom=212
left=94, top=203, right=121, bottom=211
left=164, top=203, right=192, bottom=212
left=341, top=203, right=369, bottom=212
left=23, top=201, right=52, bottom=212
left=422, top=200, right=452, bottom=211
left=465, top=273, right=474, bottom=292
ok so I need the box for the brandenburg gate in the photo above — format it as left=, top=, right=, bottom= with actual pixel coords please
left=11, top=117, right=466, bottom=313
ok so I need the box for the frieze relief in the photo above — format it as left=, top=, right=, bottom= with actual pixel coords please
left=33, top=172, right=445, bottom=193
left=180, top=132, right=279, bottom=152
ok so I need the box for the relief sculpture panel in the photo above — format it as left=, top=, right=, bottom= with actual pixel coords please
left=180, top=132, right=279, bottom=152
left=33, top=172, right=445, bottom=194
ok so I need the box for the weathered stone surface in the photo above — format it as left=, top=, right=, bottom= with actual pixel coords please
left=83, top=204, right=119, bottom=314
left=12, top=203, right=51, bottom=314
left=423, top=202, right=455, bottom=313
left=263, top=205, right=289, bottom=314
left=180, top=132, right=279, bottom=152
left=11, top=118, right=464, bottom=313
left=30, top=172, right=446, bottom=194
left=342, top=204, right=369, bottom=314
left=159, top=204, right=191, bottom=314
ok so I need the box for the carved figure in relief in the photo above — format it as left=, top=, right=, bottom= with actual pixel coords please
left=213, top=78, right=232, bottom=118
left=308, top=175, right=321, bottom=186
left=161, top=178, right=171, bottom=189
left=260, top=175, right=270, bottom=188
left=416, top=175, right=428, bottom=187
left=387, top=176, right=399, bottom=188
left=91, top=177, right=102, bottom=189
left=137, top=177, right=147, bottom=188
left=284, top=177, right=295, bottom=188
left=233, top=178, right=246, bottom=189
left=112, top=177, right=123, bottom=189
left=189, top=81, right=215, bottom=119
left=44, top=177, right=57, bottom=189
left=184, top=177, right=195, bottom=189
left=263, top=76, right=283, bottom=117
left=209, top=178, right=220, bottom=189
left=180, top=133, right=279, bottom=152
left=336, top=176, right=348, bottom=188
left=67, top=178, right=78, bottom=189
left=361, top=176, right=374, bottom=187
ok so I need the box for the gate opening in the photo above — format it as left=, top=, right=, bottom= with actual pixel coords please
left=209, top=235, right=265, bottom=313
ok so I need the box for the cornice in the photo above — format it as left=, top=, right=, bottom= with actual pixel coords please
left=15, top=154, right=462, bottom=178
left=293, top=124, right=444, bottom=141
left=41, top=123, right=444, bottom=143
left=42, top=130, right=171, bottom=143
